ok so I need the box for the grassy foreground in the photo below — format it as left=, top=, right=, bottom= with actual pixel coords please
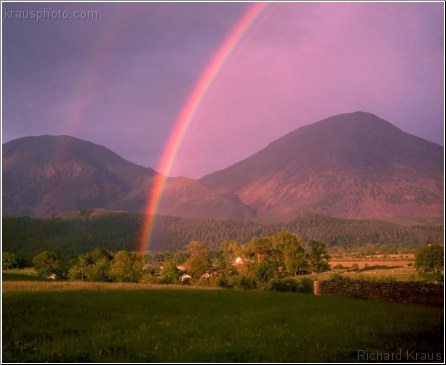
left=2, top=281, right=444, bottom=362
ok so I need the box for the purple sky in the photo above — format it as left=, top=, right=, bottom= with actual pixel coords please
left=2, top=2, right=444, bottom=178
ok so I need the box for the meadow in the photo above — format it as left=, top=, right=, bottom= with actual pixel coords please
left=2, top=280, right=444, bottom=363
left=2, top=267, right=47, bottom=282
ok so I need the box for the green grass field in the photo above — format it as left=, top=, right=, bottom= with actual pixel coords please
left=2, top=268, right=47, bottom=282
left=2, top=281, right=443, bottom=362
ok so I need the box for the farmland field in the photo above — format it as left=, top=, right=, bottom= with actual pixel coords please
left=327, top=254, right=423, bottom=282
left=2, top=281, right=443, bottom=362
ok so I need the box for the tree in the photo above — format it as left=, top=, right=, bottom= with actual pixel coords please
left=68, top=248, right=113, bottom=282
left=415, top=244, right=444, bottom=281
left=216, top=241, right=242, bottom=287
left=308, top=240, right=330, bottom=273
left=32, top=251, right=63, bottom=276
left=254, top=260, right=279, bottom=286
left=109, top=250, right=143, bottom=282
left=84, top=257, right=111, bottom=282
left=272, top=232, right=308, bottom=275
left=172, top=251, right=189, bottom=266
left=246, top=236, right=274, bottom=263
left=185, top=241, right=212, bottom=278
left=68, top=259, right=84, bottom=281
left=159, top=259, right=180, bottom=284
left=2, top=252, right=25, bottom=270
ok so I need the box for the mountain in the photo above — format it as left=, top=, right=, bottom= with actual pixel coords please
left=200, top=112, right=443, bottom=222
left=3, top=112, right=443, bottom=223
left=2, top=135, right=254, bottom=219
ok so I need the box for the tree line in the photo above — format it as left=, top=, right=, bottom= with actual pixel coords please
left=3, top=236, right=443, bottom=289
left=3, top=232, right=331, bottom=290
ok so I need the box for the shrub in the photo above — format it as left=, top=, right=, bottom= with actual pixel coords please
left=329, top=273, right=348, bottom=281
left=180, top=278, right=191, bottom=286
left=215, top=276, right=233, bottom=289
left=268, top=278, right=299, bottom=292
left=299, top=278, right=314, bottom=293
left=418, top=272, right=444, bottom=283
left=374, top=276, right=397, bottom=283
left=139, top=274, right=159, bottom=284
left=254, top=261, right=279, bottom=286
left=267, top=277, right=314, bottom=293
left=234, top=276, right=256, bottom=290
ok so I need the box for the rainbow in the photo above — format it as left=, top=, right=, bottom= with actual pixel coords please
left=138, top=2, right=268, bottom=252
left=63, top=8, right=132, bottom=138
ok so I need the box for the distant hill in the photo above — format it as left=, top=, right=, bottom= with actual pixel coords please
left=2, top=211, right=443, bottom=258
left=201, top=112, right=443, bottom=222
left=2, top=135, right=254, bottom=220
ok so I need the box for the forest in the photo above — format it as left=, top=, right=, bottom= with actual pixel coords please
left=2, top=211, right=442, bottom=260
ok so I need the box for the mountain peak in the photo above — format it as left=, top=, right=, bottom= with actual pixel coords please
left=317, top=111, right=396, bottom=127
left=201, top=112, right=443, bottom=222
left=288, top=111, right=402, bottom=142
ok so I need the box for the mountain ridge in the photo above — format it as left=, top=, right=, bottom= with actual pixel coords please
left=2, top=135, right=254, bottom=219
left=2, top=112, right=443, bottom=222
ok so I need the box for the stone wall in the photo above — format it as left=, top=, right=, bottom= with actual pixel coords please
left=314, top=279, right=444, bottom=306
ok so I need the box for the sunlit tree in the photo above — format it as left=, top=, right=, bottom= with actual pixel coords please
left=415, top=244, right=444, bottom=281
left=109, top=250, right=143, bottom=282
left=246, top=236, right=274, bottom=263
left=185, top=241, right=212, bottom=278
left=159, top=259, right=180, bottom=284
left=272, top=232, right=308, bottom=275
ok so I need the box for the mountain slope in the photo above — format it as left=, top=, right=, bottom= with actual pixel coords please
left=2, top=135, right=254, bottom=219
left=200, top=112, right=443, bottom=221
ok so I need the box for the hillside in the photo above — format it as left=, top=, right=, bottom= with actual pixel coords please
left=201, top=112, right=443, bottom=222
left=2, top=135, right=253, bottom=220
left=2, top=212, right=442, bottom=258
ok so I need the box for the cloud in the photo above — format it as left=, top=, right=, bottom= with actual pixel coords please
left=2, top=2, right=443, bottom=178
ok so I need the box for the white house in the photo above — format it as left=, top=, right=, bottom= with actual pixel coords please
left=234, top=257, right=244, bottom=265
left=180, top=273, right=192, bottom=282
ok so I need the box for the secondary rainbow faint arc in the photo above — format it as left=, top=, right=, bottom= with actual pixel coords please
left=138, top=3, right=268, bottom=252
